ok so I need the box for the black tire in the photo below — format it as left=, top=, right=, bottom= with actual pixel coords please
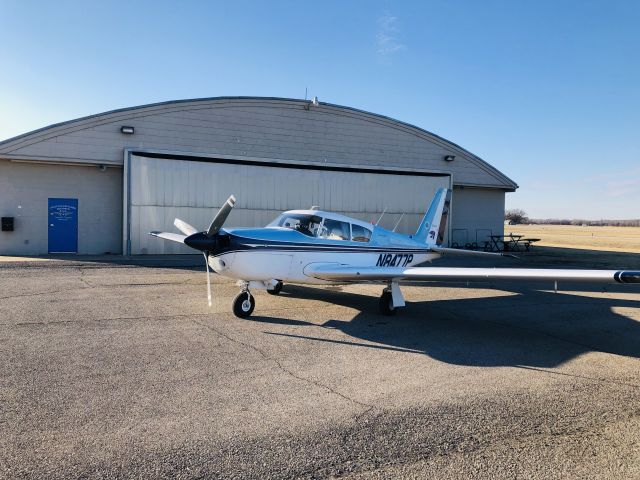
left=232, top=292, right=255, bottom=318
left=378, top=291, right=397, bottom=316
left=266, top=281, right=283, bottom=296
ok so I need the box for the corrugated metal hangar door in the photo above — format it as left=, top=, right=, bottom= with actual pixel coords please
left=124, top=154, right=451, bottom=254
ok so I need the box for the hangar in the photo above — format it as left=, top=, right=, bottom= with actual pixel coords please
left=0, top=97, right=517, bottom=255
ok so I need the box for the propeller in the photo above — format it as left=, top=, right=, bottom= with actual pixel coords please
left=174, top=195, right=237, bottom=307
left=151, top=195, right=237, bottom=307
left=174, top=218, right=197, bottom=236
left=204, top=253, right=212, bottom=307
left=207, top=195, right=236, bottom=237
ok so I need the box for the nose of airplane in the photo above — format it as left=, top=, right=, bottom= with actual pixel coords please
left=184, top=232, right=218, bottom=252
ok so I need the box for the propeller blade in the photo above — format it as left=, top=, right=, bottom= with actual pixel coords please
left=174, top=218, right=198, bottom=236
left=207, top=194, right=236, bottom=237
left=149, top=231, right=186, bottom=244
left=204, top=253, right=212, bottom=307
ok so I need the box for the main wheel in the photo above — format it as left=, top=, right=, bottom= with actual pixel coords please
left=266, top=281, right=283, bottom=296
left=232, top=292, right=255, bottom=318
left=378, top=291, right=397, bottom=316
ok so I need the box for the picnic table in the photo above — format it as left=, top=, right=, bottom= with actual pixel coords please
left=520, top=238, right=541, bottom=251
left=487, top=234, right=541, bottom=252
left=485, top=233, right=540, bottom=252
left=456, top=234, right=541, bottom=252
left=489, top=234, right=523, bottom=252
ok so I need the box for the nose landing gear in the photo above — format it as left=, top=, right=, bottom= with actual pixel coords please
left=233, top=283, right=255, bottom=318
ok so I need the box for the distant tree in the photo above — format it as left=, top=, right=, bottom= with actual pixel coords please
left=505, top=208, right=528, bottom=224
left=530, top=218, right=640, bottom=227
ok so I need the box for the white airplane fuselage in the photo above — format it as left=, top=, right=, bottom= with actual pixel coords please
left=210, top=246, right=438, bottom=285
left=205, top=209, right=439, bottom=285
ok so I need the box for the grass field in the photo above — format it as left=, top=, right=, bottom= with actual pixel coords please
left=506, top=224, right=640, bottom=253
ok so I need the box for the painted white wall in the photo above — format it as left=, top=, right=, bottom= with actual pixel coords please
left=0, top=160, right=122, bottom=255
left=450, top=186, right=505, bottom=247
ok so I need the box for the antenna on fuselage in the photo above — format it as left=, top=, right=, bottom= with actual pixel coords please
left=375, top=208, right=387, bottom=226
left=392, top=213, right=405, bottom=232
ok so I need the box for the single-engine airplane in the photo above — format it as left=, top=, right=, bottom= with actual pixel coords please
left=150, top=189, right=640, bottom=318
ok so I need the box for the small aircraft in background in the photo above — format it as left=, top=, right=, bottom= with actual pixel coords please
left=151, top=189, right=639, bottom=318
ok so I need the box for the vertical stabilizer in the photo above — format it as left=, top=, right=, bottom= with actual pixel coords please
left=414, top=188, right=452, bottom=246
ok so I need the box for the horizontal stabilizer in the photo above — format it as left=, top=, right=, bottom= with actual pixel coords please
left=149, top=231, right=187, bottom=244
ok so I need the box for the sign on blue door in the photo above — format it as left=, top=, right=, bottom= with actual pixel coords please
left=48, top=198, right=78, bottom=253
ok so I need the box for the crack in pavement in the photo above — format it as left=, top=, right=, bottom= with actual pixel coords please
left=5, top=313, right=214, bottom=327
left=0, top=279, right=209, bottom=300
left=78, top=266, right=94, bottom=288
left=191, top=318, right=374, bottom=413
left=515, top=365, right=640, bottom=389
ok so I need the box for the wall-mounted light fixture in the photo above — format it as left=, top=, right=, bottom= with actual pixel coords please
left=99, top=165, right=107, bottom=172
left=444, top=155, right=455, bottom=162
left=120, top=126, right=135, bottom=134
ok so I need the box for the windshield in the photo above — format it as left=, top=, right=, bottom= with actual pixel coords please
left=267, top=214, right=324, bottom=237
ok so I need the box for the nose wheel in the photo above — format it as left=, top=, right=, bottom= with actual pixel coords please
left=233, top=290, right=255, bottom=318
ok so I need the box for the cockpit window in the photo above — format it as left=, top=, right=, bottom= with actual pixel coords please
left=268, top=214, right=323, bottom=237
left=321, top=219, right=351, bottom=241
left=351, top=224, right=372, bottom=242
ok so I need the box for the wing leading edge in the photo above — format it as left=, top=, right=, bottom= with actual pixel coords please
left=304, top=264, right=640, bottom=284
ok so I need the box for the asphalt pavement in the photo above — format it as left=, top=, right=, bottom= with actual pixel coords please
left=1, top=250, right=639, bottom=479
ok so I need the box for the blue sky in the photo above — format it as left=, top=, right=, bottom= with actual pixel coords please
left=1, top=0, right=639, bottom=219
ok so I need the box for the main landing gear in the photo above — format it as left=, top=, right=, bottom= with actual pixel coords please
left=378, top=282, right=406, bottom=316
left=379, top=290, right=396, bottom=316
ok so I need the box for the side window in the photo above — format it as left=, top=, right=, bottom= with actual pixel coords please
left=322, top=219, right=351, bottom=240
left=351, top=224, right=372, bottom=242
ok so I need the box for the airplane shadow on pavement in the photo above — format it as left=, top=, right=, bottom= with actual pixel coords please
left=251, top=283, right=640, bottom=369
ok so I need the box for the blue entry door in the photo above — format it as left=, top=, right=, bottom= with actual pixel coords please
left=48, top=198, right=78, bottom=253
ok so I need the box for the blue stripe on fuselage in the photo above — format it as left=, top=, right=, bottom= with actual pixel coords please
left=214, top=229, right=431, bottom=257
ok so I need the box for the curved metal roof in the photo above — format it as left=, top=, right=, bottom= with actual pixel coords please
left=0, top=96, right=517, bottom=189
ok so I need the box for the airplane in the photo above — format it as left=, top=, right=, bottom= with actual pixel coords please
left=150, top=189, right=640, bottom=318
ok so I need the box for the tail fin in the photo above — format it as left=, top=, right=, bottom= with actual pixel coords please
left=414, top=188, right=451, bottom=246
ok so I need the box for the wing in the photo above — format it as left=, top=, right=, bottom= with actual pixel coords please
left=431, top=246, right=516, bottom=258
left=304, top=264, right=640, bottom=284
left=149, top=231, right=187, bottom=244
